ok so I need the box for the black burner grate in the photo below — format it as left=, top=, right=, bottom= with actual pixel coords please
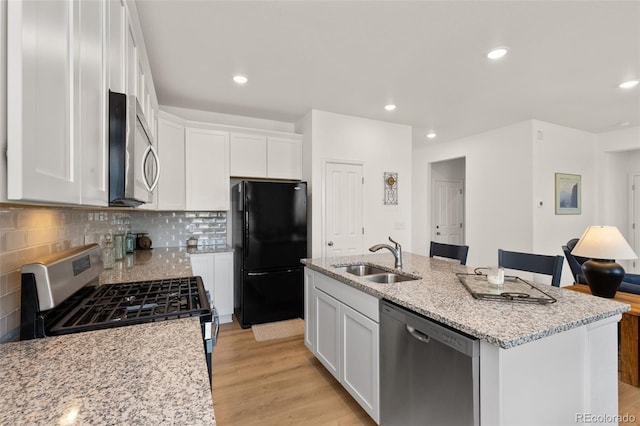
left=49, top=276, right=210, bottom=334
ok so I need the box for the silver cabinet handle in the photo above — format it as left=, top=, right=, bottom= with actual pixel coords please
left=328, top=241, right=334, bottom=246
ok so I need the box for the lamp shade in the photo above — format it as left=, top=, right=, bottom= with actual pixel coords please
left=571, top=226, right=637, bottom=260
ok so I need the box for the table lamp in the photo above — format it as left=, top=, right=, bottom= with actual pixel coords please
left=571, top=225, right=638, bottom=298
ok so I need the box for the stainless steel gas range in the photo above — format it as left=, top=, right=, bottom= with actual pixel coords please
left=19, top=244, right=217, bottom=385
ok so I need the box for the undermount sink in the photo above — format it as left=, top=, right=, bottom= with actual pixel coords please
left=333, top=263, right=420, bottom=283
left=335, top=263, right=389, bottom=276
left=364, top=273, right=419, bottom=283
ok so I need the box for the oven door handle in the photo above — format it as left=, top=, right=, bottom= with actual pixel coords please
left=212, top=307, right=219, bottom=344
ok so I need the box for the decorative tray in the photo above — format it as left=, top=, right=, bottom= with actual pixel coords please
left=456, top=272, right=557, bottom=305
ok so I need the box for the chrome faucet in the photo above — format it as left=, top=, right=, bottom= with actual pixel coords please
left=369, top=236, right=403, bottom=269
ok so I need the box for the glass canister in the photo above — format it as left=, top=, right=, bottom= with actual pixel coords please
left=113, top=233, right=125, bottom=260
left=102, top=234, right=115, bottom=269
left=125, top=233, right=135, bottom=253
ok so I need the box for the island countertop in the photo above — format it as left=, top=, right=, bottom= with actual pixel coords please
left=301, top=252, right=630, bottom=349
left=0, top=317, right=215, bottom=425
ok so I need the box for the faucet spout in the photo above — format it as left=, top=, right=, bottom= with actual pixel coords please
left=369, top=237, right=403, bottom=269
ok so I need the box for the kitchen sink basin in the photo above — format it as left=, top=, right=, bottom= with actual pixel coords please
left=365, top=273, right=419, bottom=283
left=334, top=263, right=390, bottom=276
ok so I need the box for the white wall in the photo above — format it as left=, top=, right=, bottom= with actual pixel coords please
left=531, top=120, right=598, bottom=285
left=597, top=126, right=640, bottom=271
left=412, top=121, right=534, bottom=268
left=298, top=110, right=413, bottom=258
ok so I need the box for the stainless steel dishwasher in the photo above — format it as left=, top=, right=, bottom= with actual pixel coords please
left=380, top=300, right=480, bottom=426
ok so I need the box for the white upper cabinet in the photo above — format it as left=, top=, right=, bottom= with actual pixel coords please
left=229, top=133, right=267, bottom=178
left=267, top=136, right=302, bottom=180
left=7, top=0, right=107, bottom=205
left=185, top=127, right=230, bottom=211
left=157, top=117, right=186, bottom=211
left=6, top=0, right=157, bottom=207
left=229, top=132, right=302, bottom=180
left=107, top=0, right=125, bottom=93
left=78, top=0, right=109, bottom=206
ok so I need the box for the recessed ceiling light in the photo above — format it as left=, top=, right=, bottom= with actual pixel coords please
left=384, top=104, right=396, bottom=111
left=426, top=132, right=437, bottom=139
left=233, top=75, right=248, bottom=84
left=487, top=47, right=508, bottom=60
left=619, top=80, right=639, bottom=89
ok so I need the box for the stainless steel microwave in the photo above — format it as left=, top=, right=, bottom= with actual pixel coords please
left=108, top=90, right=160, bottom=207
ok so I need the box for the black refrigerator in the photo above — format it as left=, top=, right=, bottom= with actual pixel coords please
left=232, top=181, right=308, bottom=329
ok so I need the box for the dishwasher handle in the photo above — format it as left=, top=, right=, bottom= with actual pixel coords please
left=406, top=325, right=431, bottom=343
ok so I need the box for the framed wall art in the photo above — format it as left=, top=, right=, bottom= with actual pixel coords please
left=555, top=173, right=581, bottom=215
left=384, top=172, right=398, bottom=205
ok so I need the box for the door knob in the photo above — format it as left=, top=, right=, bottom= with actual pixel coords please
left=328, top=241, right=334, bottom=246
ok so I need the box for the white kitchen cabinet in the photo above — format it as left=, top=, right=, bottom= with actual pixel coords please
left=157, top=117, right=185, bottom=211
left=213, top=251, right=234, bottom=323
left=304, top=268, right=315, bottom=352
left=229, top=133, right=267, bottom=178
left=229, top=132, right=302, bottom=180
left=307, top=268, right=380, bottom=423
left=340, top=303, right=379, bottom=421
left=7, top=0, right=107, bottom=206
left=190, top=252, right=234, bottom=324
left=267, top=136, right=302, bottom=180
left=185, top=127, right=230, bottom=211
left=107, top=0, right=125, bottom=93
left=314, top=289, right=341, bottom=380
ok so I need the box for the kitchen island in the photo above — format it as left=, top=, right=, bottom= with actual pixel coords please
left=302, top=252, right=630, bottom=426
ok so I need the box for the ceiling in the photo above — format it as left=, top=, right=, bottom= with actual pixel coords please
left=135, top=1, right=640, bottom=142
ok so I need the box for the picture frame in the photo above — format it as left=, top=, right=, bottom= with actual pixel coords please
left=384, top=172, right=398, bottom=205
left=555, top=173, right=581, bottom=215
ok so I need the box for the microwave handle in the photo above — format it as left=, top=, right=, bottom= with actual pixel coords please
left=142, top=144, right=161, bottom=192
left=148, top=144, right=160, bottom=192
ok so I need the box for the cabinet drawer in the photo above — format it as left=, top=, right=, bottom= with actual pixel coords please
left=313, top=271, right=379, bottom=322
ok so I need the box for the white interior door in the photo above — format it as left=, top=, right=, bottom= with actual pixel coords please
left=432, top=179, right=464, bottom=244
left=324, top=162, right=364, bottom=257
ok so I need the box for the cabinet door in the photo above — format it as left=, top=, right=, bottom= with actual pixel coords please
left=341, top=303, right=380, bottom=423
left=214, top=252, right=234, bottom=323
left=267, top=136, right=302, bottom=180
left=315, top=289, right=341, bottom=380
left=185, top=128, right=230, bottom=211
left=107, top=0, right=125, bottom=93
left=157, top=118, right=185, bottom=211
left=7, top=0, right=80, bottom=204
left=304, top=268, right=315, bottom=352
left=190, top=254, right=215, bottom=301
left=229, top=133, right=267, bottom=178
left=78, top=0, right=108, bottom=206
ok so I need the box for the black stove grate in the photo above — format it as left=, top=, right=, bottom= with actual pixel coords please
left=49, top=276, right=210, bottom=335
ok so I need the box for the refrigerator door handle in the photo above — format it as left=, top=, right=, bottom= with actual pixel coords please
left=247, top=269, right=299, bottom=276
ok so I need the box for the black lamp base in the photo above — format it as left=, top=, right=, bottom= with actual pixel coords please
left=582, top=259, right=625, bottom=298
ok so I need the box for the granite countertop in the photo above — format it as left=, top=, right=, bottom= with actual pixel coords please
left=100, top=246, right=232, bottom=284
left=0, top=318, right=215, bottom=425
left=302, top=252, right=631, bottom=349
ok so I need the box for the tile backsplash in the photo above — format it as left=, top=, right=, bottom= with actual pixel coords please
left=0, top=206, right=227, bottom=342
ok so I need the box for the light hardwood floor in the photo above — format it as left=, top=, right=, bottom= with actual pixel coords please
left=212, top=318, right=640, bottom=425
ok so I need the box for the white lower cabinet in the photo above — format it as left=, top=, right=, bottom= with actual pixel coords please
left=307, top=269, right=380, bottom=424
left=315, top=289, right=341, bottom=379
left=303, top=268, right=315, bottom=352
left=190, top=252, right=234, bottom=324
